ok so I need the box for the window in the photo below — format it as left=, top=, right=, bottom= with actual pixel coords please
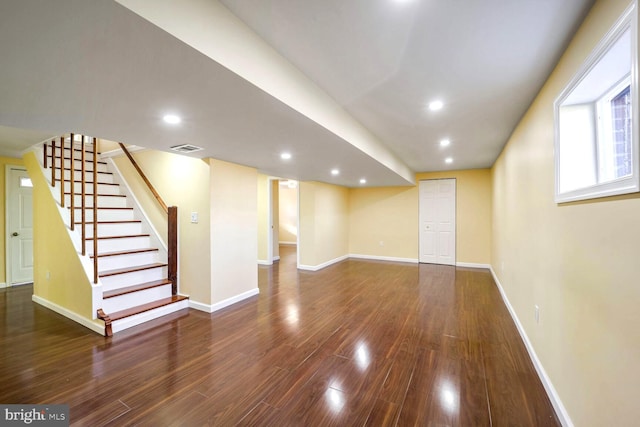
left=19, top=177, right=33, bottom=188
left=555, top=2, right=638, bottom=202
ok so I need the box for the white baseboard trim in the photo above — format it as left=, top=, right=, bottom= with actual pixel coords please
left=189, top=288, right=260, bottom=314
left=489, top=267, right=573, bottom=427
left=349, top=254, right=419, bottom=264
left=278, top=241, right=297, bottom=246
left=32, top=295, right=104, bottom=335
left=298, top=255, right=349, bottom=271
left=456, top=262, right=491, bottom=269
left=273, top=256, right=280, bottom=261
left=257, top=259, right=273, bottom=266
left=0, top=282, right=6, bottom=288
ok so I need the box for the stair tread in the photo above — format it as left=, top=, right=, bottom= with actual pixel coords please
left=108, top=295, right=188, bottom=321
left=92, top=248, right=159, bottom=258
left=86, top=233, right=150, bottom=240
left=73, top=207, right=133, bottom=210
left=52, top=165, right=111, bottom=172
left=64, top=179, right=119, bottom=186
left=99, top=262, right=167, bottom=277
left=64, top=192, right=125, bottom=197
left=75, top=220, right=141, bottom=224
left=48, top=155, right=107, bottom=165
left=103, top=279, right=172, bottom=299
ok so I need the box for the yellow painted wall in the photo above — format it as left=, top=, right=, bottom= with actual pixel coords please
left=257, top=174, right=269, bottom=262
left=112, top=149, right=212, bottom=305
left=279, top=184, right=298, bottom=244
left=0, top=156, right=26, bottom=284
left=491, top=0, right=639, bottom=424
left=24, top=152, right=94, bottom=319
left=272, top=179, right=279, bottom=258
left=349, top=169, right=492, bottom=264
left=209, top=158, right=258, bottom=302
left=299, top=181, right=349, bottom=267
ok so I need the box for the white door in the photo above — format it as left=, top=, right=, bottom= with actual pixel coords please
left=419, top=179, right=456, bottom=265
left=7, top=168, right=34, bottom=285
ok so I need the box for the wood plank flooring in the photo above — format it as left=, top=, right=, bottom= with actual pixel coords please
left=0, top=246, right=559, bottom=426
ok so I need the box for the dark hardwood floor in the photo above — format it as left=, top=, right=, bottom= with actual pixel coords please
left=0, top=245, right=559, bottom=426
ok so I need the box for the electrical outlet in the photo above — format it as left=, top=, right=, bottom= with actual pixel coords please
left=535, top=305, right=540, bottom=324
left=191, top=212, right=198, bottom=224
left=379, top=240, right=384, bottom=246
left=46, top=271, right=50, bottom=280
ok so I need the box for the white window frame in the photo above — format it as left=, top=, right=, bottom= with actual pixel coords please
left=554, top=1, right=639, bottom=203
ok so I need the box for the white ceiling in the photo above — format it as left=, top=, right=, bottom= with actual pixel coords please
left=0, top=0, right=594, bottom=186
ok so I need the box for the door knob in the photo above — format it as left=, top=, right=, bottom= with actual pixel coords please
left=11, top=232, right=18, bottom=237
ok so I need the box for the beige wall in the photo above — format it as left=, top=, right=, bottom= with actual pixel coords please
left=279, top=183, right=298, bottom=244
left=257, top=174, right=270, bottom=262
left=492, top=0, right=639, bottom=424
left=112, top=149, right=212, bottom=305
left=299, top=181, right=349, bottom=268
left=349, top=169, right=492, bottom=265
left=210, top=158, right=258, bottom=303
left=272, top=179, right=279, bottom=258
left=0, top=156, right=26, bottom=284
left=24, top=152, right=95, bottom=319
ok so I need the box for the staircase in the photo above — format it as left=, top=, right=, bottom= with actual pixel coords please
left=43, top=136, right=188, bottom=336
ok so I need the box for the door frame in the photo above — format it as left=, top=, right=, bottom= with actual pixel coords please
left=418, top=178, right=457, bottom=265
left=5, top=166, right=34, bottom=287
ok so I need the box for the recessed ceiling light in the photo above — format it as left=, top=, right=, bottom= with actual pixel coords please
left=360, top=178, right=367, bottom=184
left=280, top=152, right=292, bottom=160
left=163, top=114, right=181, bottom=125
left=428, top=100, right=444, bottom=111
left=331, top=169, right=340, bottom=176
left=440, top=139, right=451, bottom=147
left=445, top=157, right=453, bottom=164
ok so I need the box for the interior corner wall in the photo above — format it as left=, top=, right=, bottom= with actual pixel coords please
left=257, top=174, right=270, bottom=263
left=209, top=158, right=258, bottom=303
left=298, top=181, right=349, bottom=268
left=112, top=149, right=212, bottom=305
left=278, top=184, right=298, bottom=244
left=271, top=179, right=279, bottom=259
left=491, top=0, right=639, bottom=425
left=348, top=169, right=492, bottom=265
left=0, top=156, right=25, bottom=285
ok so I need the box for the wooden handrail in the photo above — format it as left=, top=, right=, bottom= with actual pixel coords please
left=119, top=143, right=177, bottom=295
left=118, top=143, right=168, bottom=214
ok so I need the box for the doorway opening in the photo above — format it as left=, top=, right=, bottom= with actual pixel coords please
left=5, top=167, right=34, bottom=287
left=418, top=178, right=456, bottom=266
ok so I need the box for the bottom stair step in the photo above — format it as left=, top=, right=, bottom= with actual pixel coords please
left=98, top=295, right=189, bottom=336
left=110, top=295, right=188, bottom=321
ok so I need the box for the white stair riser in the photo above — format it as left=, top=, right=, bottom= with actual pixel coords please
left=82, top=222, right=143, bottom=238
left=59, top=170, right=114, bottom=183
left=49, top=159, right=109, bottom=173
left=110, top=299, right=189, bottom=334
left=74, top=209, right=135, bottom=222
left=89, top=236, right=151, bottom=254
left=74, top=183, right=121, bottom=195
left=102, top=284, right=172, bottom=313
left=97, top=251, right=160, bottom=271
left=64, top=194, right=128, bottom=208
left=101, top=266, right=168, bottom=290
